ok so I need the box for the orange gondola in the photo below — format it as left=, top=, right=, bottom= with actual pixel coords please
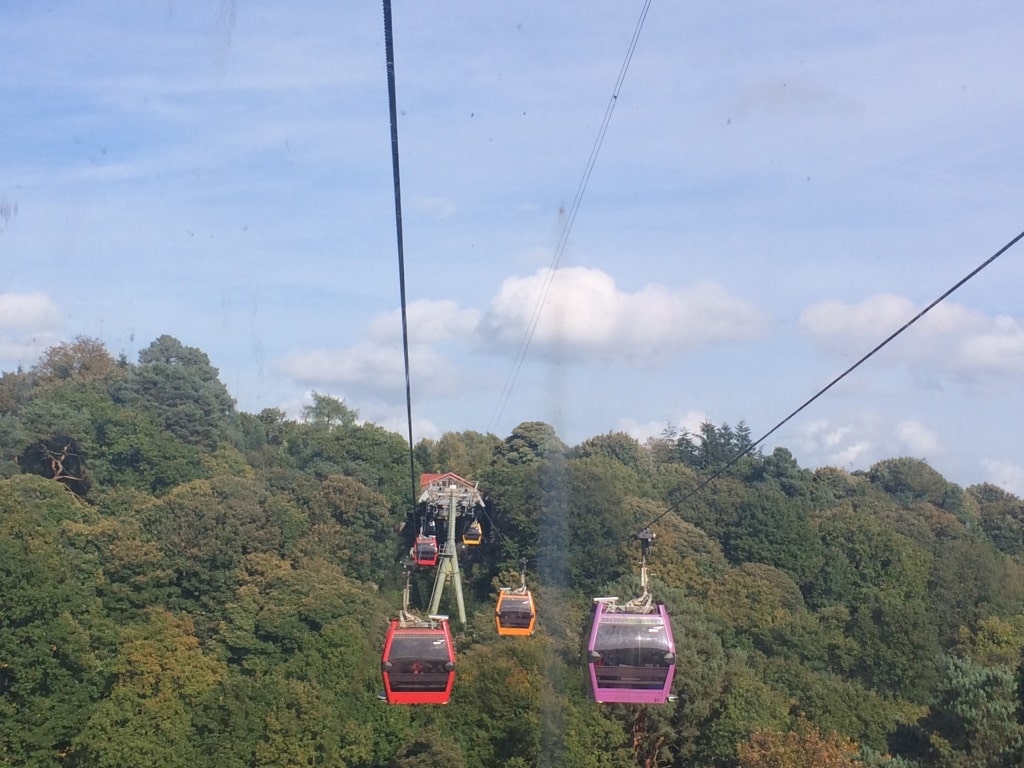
left=496, top=559, right=536, bottom=636
left=496, top=588, right=536, bottom=636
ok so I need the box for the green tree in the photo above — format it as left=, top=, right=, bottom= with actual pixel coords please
left=971, top=483, right=1024, bottom=556
left=300, top=475, right=397, bottom=583
left=15, top=376, right=206, bottom=496
left=954, top=615, right=1024, bottom=668
left=868, top=457, right=952, bottom=509
left=929, top=535, right=1013, bottom=645
left=0, top=367, right=33, bottom=416
left=845, top=588, right=938, bottom=701
left=812, top=512, right=940, bottom=700
left=688, top=420, right=759, bottom=472
left=137, top=476, right=286, bottom=624
left=70, top=610, right=225, bottom=768
left=920, top=654, right=1024, bottom=768
left=480, top=456, right=545, bottom=569
left=761, top=657, right=926, bottom=754
left=415, top=430, right=501, bottom=479
left=572, top=431, right=652, bottom=479
left=642, top=422, right=698, bottom=468
left=387, top=728, right=467, bottom=768
left=680, top=474, right=750, bottom=542
left=720, top=487, right=824, bottom=587
left=706, top=562, right=808, bottom=650
left=301, top=391, right=358, bottom=428
left=565, top=456, right=645, bottom=593
left=208, top=552, right=396, bottom=766
left=116, top=335, right=235, bottom=450
left=448, top=635, right=546, bottom=767
left=287, top=419, right=415, bottom=513
left=60, top=514, right=175, bottom=622
left=618, top=500, right=728, bottom=601
left=692, top=652, right=791, bottom=767
left=497, top=421, right=567, bottom=466
left=93, top=405, right=206, bottom=494
left=660, top=597, right=731, bottom=764
left=746, top=447, right=814, bottom=498
left=558, top=700, right=633, bottom=768
left=0, top=476, right=113, bottom=767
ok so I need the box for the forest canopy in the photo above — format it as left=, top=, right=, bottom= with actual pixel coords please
left=3, top=335, right=1024, bottom=767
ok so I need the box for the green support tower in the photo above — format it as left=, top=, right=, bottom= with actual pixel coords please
left=421, top=472, right=484, bottom=625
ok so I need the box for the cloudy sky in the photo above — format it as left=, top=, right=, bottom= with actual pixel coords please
left=3, top=1, right=1023, bottom=494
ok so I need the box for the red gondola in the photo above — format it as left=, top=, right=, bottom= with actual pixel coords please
left=412, top=534, right=439, bottom=567
left=381, top=616, right=455, bottom=705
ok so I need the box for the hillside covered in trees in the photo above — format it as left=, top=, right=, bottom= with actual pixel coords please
left=3, top=335, right=1024, bottom=767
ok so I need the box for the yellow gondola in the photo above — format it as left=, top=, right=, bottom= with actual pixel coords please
left=462, top=519, right=483, bottom=546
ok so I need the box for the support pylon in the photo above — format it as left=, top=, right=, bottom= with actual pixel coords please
left=428, top=483, right=466, bottom=624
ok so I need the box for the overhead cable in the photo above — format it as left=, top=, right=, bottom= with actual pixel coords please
left=382, top=0, right=420, bottom=514
left=489, top=0, right=654, bottom=431
left=634, top=226, right=1024, bottom=536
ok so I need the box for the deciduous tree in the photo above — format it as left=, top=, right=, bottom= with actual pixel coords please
left=738, top=716, right=862, bottom=768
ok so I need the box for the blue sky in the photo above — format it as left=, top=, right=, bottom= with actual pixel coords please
left=3, top=1, right=1024, bottom=494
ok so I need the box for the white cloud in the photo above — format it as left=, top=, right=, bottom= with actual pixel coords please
left=276, top=298, right=483, bottom=399
left=829, top=440, right=875, bottom=468
left=0, top=292, right=61, bottom=370
left=279, top=300, right=482, bottom=400
left=0, top=291, right=60, bottom=330
left=798, top=294, right=915, bottom=348
left=786, top=411, right=945, bottom=473
left=0, top=334, right=59, bottom=366
left=277, top=339, right=463, bottom=399
left=798, top=294, right=1024, bottom=384
left=618, top=409, right=712, bottom=444
left=481, top=266, right=764, bottom=362
left=375, top=411, right=441, bottom=442
left=369, top=300, right=481, bottom=344
left=279, top=268, right=764, bottom=401
left=278, top=342, right=401, bottom=386
left=894, top=419, right=943, bottom=457
left=958, top=314, right=1024, bottom=375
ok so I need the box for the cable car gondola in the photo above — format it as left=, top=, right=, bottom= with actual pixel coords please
left=412, top=533, right=439, bottom=567
left=461, top=518, right=483, bottom=546
left=586, top=599, right=675, bottom=704
left=496, top=559, right=536, bottom=636
left=584, top=529, right=675, bottom=704
left=496, top=589, right=536, bottom=636
left=381, top=615, right=456, bottom=704
left=381, top=566, right=456, bottom=705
